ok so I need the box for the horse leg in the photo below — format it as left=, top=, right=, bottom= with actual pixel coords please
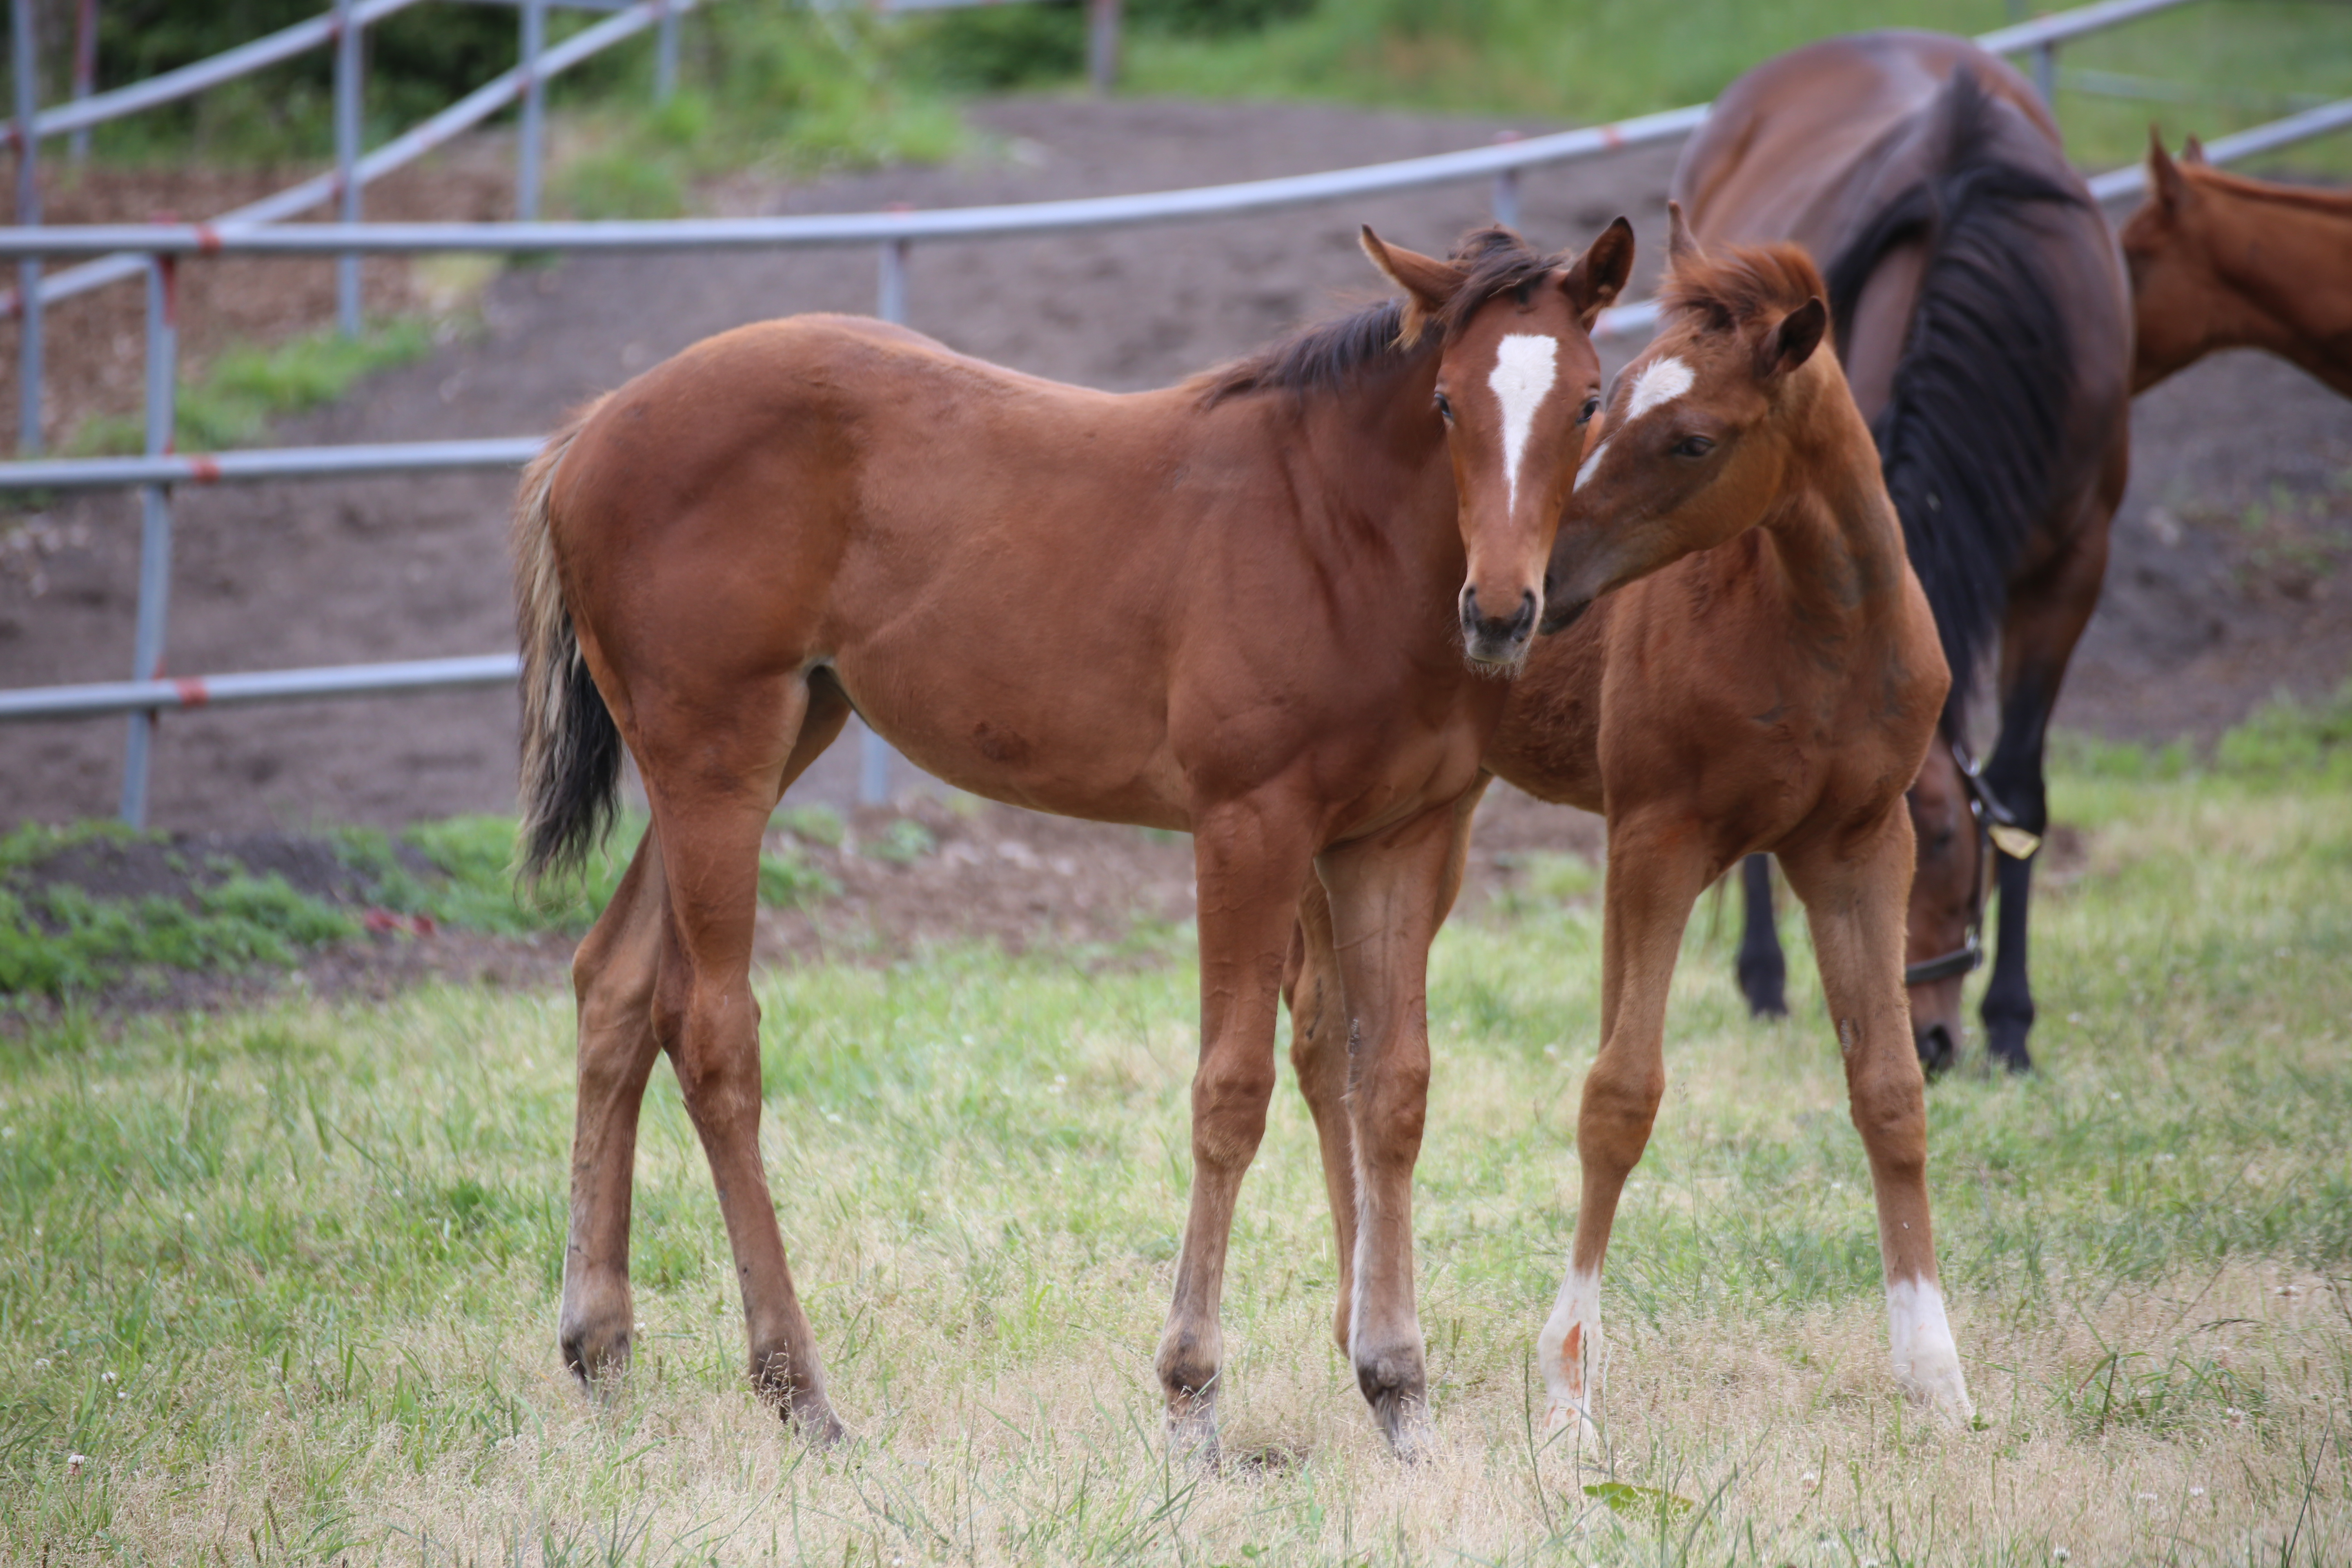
left=1286, top=877, right=1358, bottom=1354
left=1538, top=815, right=1711, bottom=1450
left=642, top=673, right=846, bottom=1438
left=1316, top=783, right=1486, bottom=1456
left=1154, top=798, right=1319, bottom=1462
left=1735, top=853, right=1789, bottom=1018
left=1979, top=520, right=2108, bottom=1072
left=558, top=826, right=669, bottom=1390
left=1288, top=777, right=1487, bottom=1364
left=1781, top=811, right=1973, bottom=1424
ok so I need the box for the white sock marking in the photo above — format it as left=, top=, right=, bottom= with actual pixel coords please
left=1537, top=1265, right=1603, bottom=1421
left=1488, top=333, right=1560, bottom=512
left=1624, top=355, right=1694, bottom=423
left=1886, top=1276, right=1973, bottom=1420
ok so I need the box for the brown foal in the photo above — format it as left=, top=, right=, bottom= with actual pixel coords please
left=512, top=220, right=1633, bottom=1456
left=2125, top=133, right=2352, bottom=397
left=1291, top=219, right=1973, bottom=1452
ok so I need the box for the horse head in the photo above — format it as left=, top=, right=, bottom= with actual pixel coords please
left=1542, top=206, right=1829, bottom=630
left=1360, top=219, right=1633, bottom=669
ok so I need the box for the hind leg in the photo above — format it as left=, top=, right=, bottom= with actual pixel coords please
left=1286, top=879, right=1358, bottom=1354
left=1735, top=854, right=1789, bottom=1018
left=641, top=673, right=848, bottom=1435
left=1782, top=810, right=1972, bottom=1423
left=1980, top=512, right=2109, bottom=1071
left=559, top=827, right=670, bottom=1388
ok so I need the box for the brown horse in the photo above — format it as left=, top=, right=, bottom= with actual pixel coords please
left=512, top=220, right=1635, bottom=1457
left=2125, top=133, right=2352, bottom=396
left=1288, top=222, right=1972, bottom=1448
left=1678, top=34, right=2133, bottom=1072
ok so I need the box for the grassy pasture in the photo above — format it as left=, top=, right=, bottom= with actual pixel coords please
left=2, top=767, right=2348, bottom=1566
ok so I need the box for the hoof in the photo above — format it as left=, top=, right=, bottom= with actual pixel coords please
left=1354, top=1341, right=1430, bottom=1457
left=1540, top=1400, right=1604, bottom=1461
left=1889, top=1286, right=1974, bottom=1428
left=782, top=1392, right=849, bottom=1446
left=559, top=1316, right=632, bottom=1396
left=1165, top=1399, right=1221, bottom=1470
left=1984, top=1018, right=2034, bottom=1074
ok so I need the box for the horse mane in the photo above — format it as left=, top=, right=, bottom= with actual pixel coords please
left=1822, top=67, right=2085, bottom=732
left=1659, top=240, right=1828, bottom=332
left=1194, top=227, right=1567, bottom=406
left=2183, top=160, right=2352, bottom=216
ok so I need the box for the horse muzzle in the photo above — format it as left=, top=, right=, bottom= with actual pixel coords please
left=1460, top=586, right=1539, bottom=667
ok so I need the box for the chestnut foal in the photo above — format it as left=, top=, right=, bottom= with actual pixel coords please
left=2125, top=132, right=2352, bottom=397
left=513, top=221, right=1633, bottom=1457
left=1290, top=220, right=1972, bottom=1451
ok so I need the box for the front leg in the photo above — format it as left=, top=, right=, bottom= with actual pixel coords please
left=1154, top=799, right=1319, bottom=1463
left=1286, top=879, right=1359, bottom=1355
left=1538, top=813, right=1712, bottom=1453
left=1783, top=810, right=1972, bottom=1424
left=1316, top=785, right=1485, bottom=1457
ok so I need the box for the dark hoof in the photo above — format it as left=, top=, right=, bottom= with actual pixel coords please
left=782, top=1394, right=848, bottom=1446
left=560, top=1324, right=631, bottom=1395
left=1914, top=1023, right=1957, bottom=1078
left=1737, top=953, right=1788, bottom=1019
left=1354, top=1345, right=1431, bottom=1458
left=1984, top=1019, right=2034, bottom=1074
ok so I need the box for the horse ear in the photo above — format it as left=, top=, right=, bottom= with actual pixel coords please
left=1559, top=216, right=1635, bottom=328
left=2147, top=127, right=2189, bottom=210
left=1360, top=226, right=1460, bottom=345
left=1756, top=296, right=1827, bottom=381
left=1666, top=201, right=1704, bottom=266
left=2181, top=132, right=2207, bottom=165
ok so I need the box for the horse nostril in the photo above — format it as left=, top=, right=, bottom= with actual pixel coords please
left=1509, top=590, right=1537, bottom=637
left=1916, top=1022, right=1957, bottom=1077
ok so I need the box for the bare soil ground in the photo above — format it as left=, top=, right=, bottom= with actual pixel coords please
left=0, top=97, right=2345, bottom=997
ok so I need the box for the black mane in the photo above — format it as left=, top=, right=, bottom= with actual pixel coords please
left=1198, top=227, right=1564, bottom=405
left=1823, top=69, right=2086, bottom=733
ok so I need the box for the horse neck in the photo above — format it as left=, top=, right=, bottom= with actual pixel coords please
left=1751, top=361, right=1913, bottom=629
left=1278, top=354, right=1461, bottom=579
left=2204, top=180, right=2352, bottom=374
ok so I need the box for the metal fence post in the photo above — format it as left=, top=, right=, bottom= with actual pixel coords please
left=334, top=0, right=362, bottom=335
left=1490, top=130, right=1521, bottom=230
left=518, top=0, right=545, bottom=220
left=121, top=251, right=177, bottom=827
left=12, top=0, right=42, bottom=455
left=653, top=0, right=677, bottom=104
left=69, top=0, right=94, bottom=165
left=2033, top=40, right=2058, bottom=105
left=1087, top=0, right=1120, bottom=96
left=855, top=226, right=914, bottom=806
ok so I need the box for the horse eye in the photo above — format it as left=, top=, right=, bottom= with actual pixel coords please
left=1578, top=396, right=1601, bottom=425
left=1434, top=392, right=1454, bottom=423
left=1673, top=434, right=1716, bottom=459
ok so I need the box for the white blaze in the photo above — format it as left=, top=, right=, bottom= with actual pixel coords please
left=1574, top=437, right=1609, bottom=492
left=1624, top=354, right=1694, bottom=423
left=1488, top=332, right=1560, bottom=512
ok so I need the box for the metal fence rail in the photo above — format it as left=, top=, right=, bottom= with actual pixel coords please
left=4, top=0, right=2344, bottom=822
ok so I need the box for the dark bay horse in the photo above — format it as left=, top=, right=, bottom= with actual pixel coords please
left=2125, top=134, right=2352, bottom=396
left=1677, top=33, right=2133, bottom=1072
left=1289, top=225, right=1972, bottom=1447
left=512, top=220, right=1634, bottom=1457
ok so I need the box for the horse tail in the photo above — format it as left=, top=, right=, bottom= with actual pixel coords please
left=513, top=396, right=623, bottom=888
left=1822, top=68, right=2085, bottom=732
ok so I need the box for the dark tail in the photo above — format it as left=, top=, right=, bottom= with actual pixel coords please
left=1822, top=69, right=2085, bottom=731
left=512, top=396, right=623, bottom=887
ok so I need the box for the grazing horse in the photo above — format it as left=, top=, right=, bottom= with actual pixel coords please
left=512, top=220, right=1635, bottom=1457
left=2124, top=133, right=2352, bottom=396
left=1288, top=224, right=1972, bottom=1448
left=1679, top=34, right=2133, bottom=1072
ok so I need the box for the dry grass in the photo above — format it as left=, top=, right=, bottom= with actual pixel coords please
left=3, top=767, right=2348, bottom=1564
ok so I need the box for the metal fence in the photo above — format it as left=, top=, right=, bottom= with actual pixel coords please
left=2, top=0, right=2345, bottom=823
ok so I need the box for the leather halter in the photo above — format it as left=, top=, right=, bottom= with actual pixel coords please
left=1903, top=743, right=2042, bottom=988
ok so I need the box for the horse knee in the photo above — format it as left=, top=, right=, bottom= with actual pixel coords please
left=1849, top=1066, right=1927, bottom=1169
left=1579, top=1061, right=1664, bottom=1156
left=1192, top=1055, right=1277, bottom=1165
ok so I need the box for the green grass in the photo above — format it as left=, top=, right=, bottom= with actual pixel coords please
left=69, top=321, right=438, bottom=457
left=1, top=764, right=2348, bottom=1563
left=1122, top=0, right=2352, bottom=177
